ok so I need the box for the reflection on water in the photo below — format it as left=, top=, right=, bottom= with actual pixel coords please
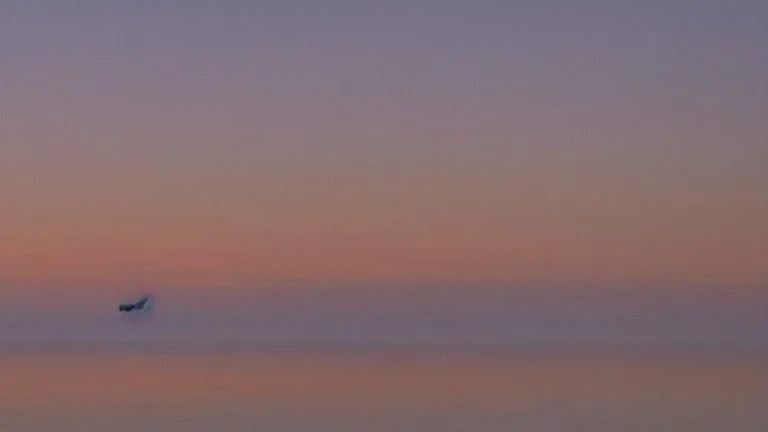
left=0, top=345, right=766, bottom=431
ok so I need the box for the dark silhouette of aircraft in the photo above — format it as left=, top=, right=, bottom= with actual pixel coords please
left=118, top=295, right=152, bottom=312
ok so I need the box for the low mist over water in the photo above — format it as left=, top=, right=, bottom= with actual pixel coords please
left=0, top=282, right=765, bottom=345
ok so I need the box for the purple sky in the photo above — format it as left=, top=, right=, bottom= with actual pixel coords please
left=1, top=1, right=766, bottom=343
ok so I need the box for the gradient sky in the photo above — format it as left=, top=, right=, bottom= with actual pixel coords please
left=1, top=1, right=766, bottom=342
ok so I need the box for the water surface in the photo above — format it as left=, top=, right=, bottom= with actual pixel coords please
left=1, top=344, right=766, bottom=431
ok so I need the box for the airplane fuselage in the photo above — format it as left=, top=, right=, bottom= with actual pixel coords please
left=118, top=296, right=150, bottom=312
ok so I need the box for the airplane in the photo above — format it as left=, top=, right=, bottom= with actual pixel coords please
left=118, top=295, right=153, bottom=313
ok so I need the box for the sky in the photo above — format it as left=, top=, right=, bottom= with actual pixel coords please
left=0, top=1, right=766, bottom=343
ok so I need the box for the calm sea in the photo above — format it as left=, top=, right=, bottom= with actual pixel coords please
left=0, top=344, right=765, bottom=431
